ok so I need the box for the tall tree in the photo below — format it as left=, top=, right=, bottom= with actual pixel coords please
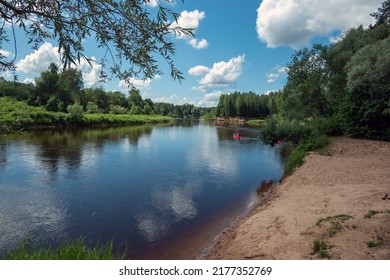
left=0, top=0, right=192, bottom=82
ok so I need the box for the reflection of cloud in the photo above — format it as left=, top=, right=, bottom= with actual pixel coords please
left=188, top=126, right=238, bottom=177
left=136, top=180, right=200, bottom=242
left=0, top=184, right=66, bottom=250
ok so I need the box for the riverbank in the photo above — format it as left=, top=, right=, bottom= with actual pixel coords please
left=0, top=97, right=171, bottom=133
left=205, top=137, right=390, bottom=259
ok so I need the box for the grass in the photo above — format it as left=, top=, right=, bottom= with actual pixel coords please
left=0, top=97, right=172, bottom=132
left=365, top=239, right=383, bottom=248
left=283, top=134, right=330, bottom=177
left=316, top=214, right=354, bottom=237
left=364, top=209, right=390, bottom=219
left=312, top=240, right=332, bottom=259
left=246, top=119, right=266, bottom=127
left=1, top=238, right=116, bottom=260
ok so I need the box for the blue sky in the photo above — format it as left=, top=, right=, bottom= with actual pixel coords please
left=1, top=0, right=383, bottom=107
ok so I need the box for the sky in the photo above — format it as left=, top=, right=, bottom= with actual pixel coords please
left=0, top=0, right=383, bottom=107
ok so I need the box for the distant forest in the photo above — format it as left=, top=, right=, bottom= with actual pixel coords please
left=0, top=64, right=211, bottom=119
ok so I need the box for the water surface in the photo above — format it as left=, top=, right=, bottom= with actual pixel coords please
left=0, top=120, right=287, bottom=259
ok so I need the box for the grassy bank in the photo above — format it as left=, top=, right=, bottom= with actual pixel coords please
left=1, top=238, right=117, bottom=260
left=259, top=116, right=334, bottom=177
left=246, top=119, right=266, bottom=127
left=0, top=97, right=171, bottom=132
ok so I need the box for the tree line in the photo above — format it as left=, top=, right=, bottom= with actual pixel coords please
left=218, top=1, right=389, bottom=142
left=0, top=63, right=211, bottom=119
left=215, top=91, right=272, bottom=119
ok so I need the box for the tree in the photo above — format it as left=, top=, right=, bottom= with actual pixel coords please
left=0, top=0, right=192, bottom=82
left=340, top=36, right=390, bottom=140
left=371, top=0, right=390, bottom=26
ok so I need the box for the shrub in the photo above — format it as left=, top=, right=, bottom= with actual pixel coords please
left=67, top=102, right=84, bottom=122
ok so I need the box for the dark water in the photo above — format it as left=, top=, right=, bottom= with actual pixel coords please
left=0, top=120, right=287, bottom=259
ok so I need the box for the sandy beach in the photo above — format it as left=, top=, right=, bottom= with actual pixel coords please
left=206, top=137, right=390, bottom=260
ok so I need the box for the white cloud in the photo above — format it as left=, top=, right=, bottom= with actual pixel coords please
left=153, top=94, right=194, bottom=105
left=266, top=65, right=287, bottom=83
left=0, top=49, right=12, bottom=58
left=256, top=0, right=383, bottom=48
left=118, top=74, right=163, bottom=90
left=198, top=91, right=223, bottom=107
left=171, top=10, right=205, bottom=32
left=190, top=55, right=245, bottom=90
left=188, top=65, right=209, bottom=76
left=118, top=78, right=153, bottom=90
left=170, top=9, right=208, bottom=49
left=77, top=57, right=102, bottom=87
left=16, top=42, right=61, bottom=73
left=14, top=42, right=103, bottom=86
left=22, top=78, right=35, bottom=85
left=145, top=0, right=159, bottom=7
left=188, top=38, right=209, bottom=50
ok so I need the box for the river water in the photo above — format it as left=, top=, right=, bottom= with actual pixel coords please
left=0, top=120, right=287, bottom=259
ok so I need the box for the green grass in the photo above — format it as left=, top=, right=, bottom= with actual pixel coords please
left=312, top=240, right=332, bottom=259
left=283, top=134, right=330, bottom=177
left=2, top=238, right=116, bottom=260
left=0, top=97, right=172, bottom=132
left=246, top=119, right=266, bottom=127
left=364, top=210, right=390, bottom=219
left=316, top=214, right=354, bottom=237
left=365, top=239, right=383, bottom=248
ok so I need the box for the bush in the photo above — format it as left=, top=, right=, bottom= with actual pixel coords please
left=260, top=116, right=311, bottom=145
left=67, top=102, right=84, bottom=122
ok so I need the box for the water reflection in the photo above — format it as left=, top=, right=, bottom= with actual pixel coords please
left=137, top=179, right=201, bottom=243
left=0, top=122, right=286, bottom=258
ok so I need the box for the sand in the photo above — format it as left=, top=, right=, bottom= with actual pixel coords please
left=206, top=137, right=390, bottom=260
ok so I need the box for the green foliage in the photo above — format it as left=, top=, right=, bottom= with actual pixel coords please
left=0, top=97, right=66, bottom=129
left=316, top=214, right=354, bottom=237
left=2, top=238, right=114, bottom=260
left=339, top=36, right=390, bottom=140
left=364, top=209, right=390, bottom=218
left=86, top=102, right=101, bottom=114
left=109, top=105, right=128, bottom=115
left=366, top=239, right=383, bottom=248
left=312, top=240, right=331, bottom=259
left=313, top=239, right=329, bottom=253
left=0, top=0, right=191, bottom=82
left=67, top=102, right=84, bottom=122
left=216, top=92, right=270, bottom=119
left=259, top=116, right=311, bottom=145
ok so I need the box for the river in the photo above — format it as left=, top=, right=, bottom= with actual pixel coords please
left=0, top=120, right=288, bottom=259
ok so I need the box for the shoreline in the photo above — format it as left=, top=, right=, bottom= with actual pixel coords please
left=204, top=137, right=390, bottom=260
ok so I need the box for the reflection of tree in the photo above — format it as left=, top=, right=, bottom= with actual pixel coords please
left=0, top=143, right=6, bottom=165
left=7, top=126, right=154, bottom=175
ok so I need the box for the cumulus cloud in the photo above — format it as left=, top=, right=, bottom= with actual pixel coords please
left=170, top=9, right=208, bottom=50
left=188, top=65, right=209, bottom=76
left=198, top=91, right=223, bottom=107
left=266, top=65, right=287, bottom=83
left=188, top=38, right=209, bottom=50
left=171, top=10, right=205, bottom=32
left=14, top=42, right=103, bottom=86
left=118, top=74, right=162, bottom=90
left=256, top=0, right=383, bottom=48
left=78, top=57, right=103, bottom=87
left=16, top=42, right=61, bottom=73
left=153, top=94, right=194, bottom=105
left=189, top=55, right=245, bottom=90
